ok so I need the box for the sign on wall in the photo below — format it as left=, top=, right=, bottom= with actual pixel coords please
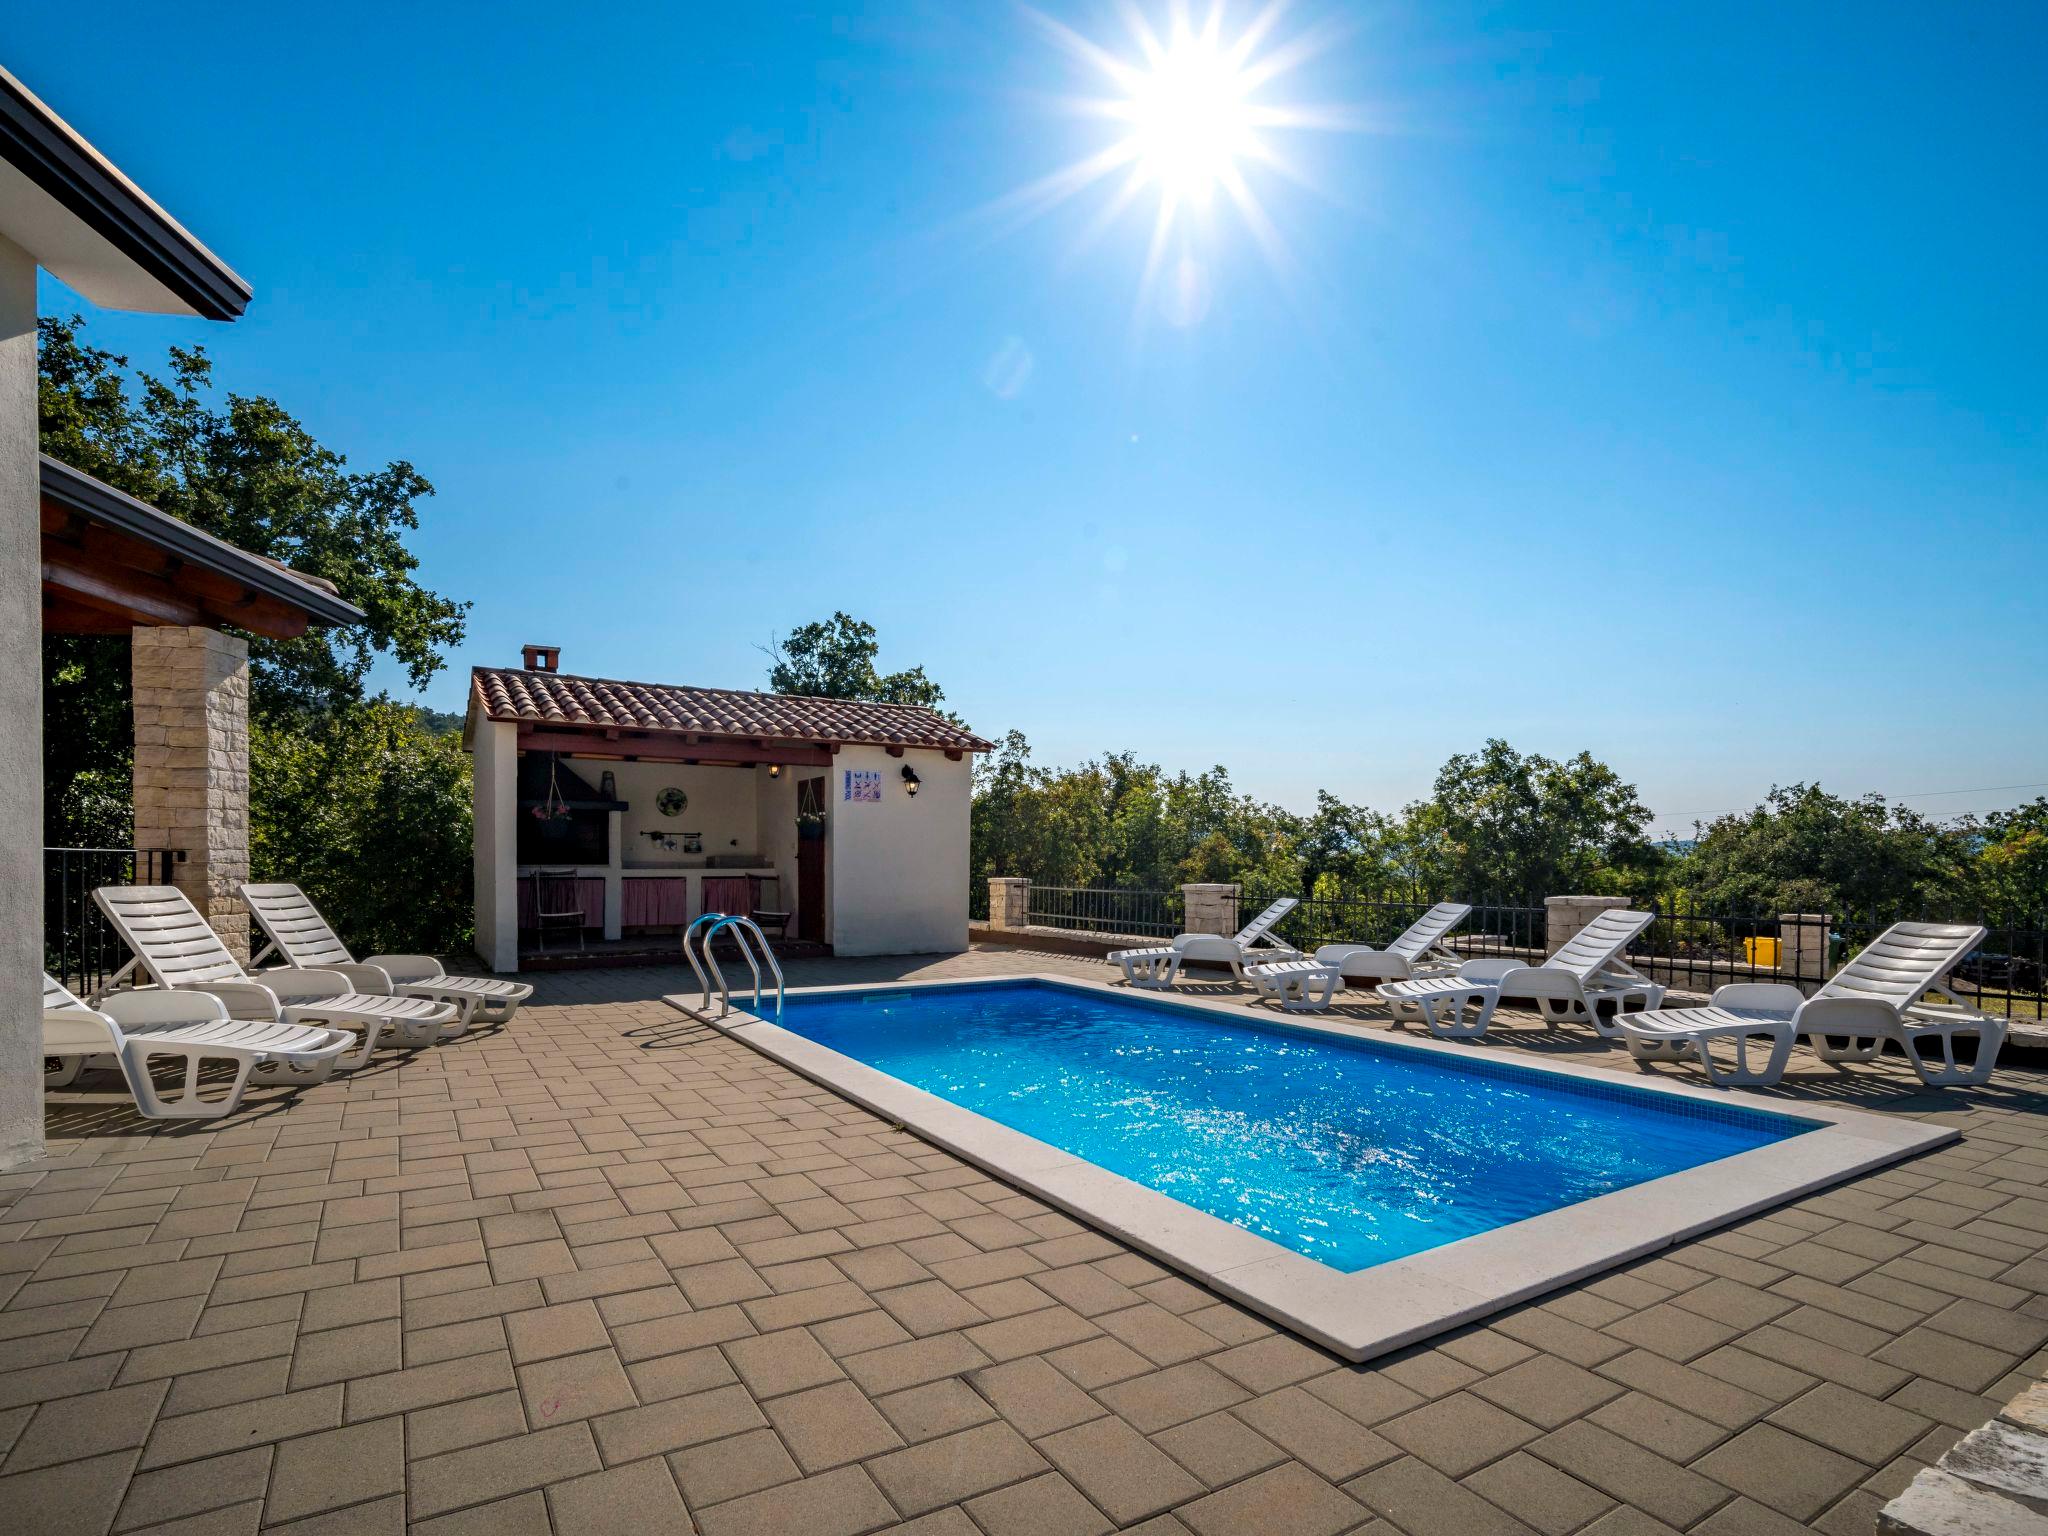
left=843, top=769, right=881, bottom=803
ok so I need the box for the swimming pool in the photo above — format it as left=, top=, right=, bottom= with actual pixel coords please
left=775, top=979, right=1811, bottom=1271
left=692, top=973, right=1954, bottom=1360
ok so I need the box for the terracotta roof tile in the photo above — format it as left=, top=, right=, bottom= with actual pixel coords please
left=469, top=667, right=993, bottom=754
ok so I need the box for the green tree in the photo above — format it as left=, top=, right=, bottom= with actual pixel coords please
left=766, top=612, right=947, bottom=710
left=1671, top=784, right=1973, bottom=913
left=1422, top=739, right=1659, bottom=897
left=1972, top=799, right=2048, bottom=914
left=250, top=701, right=474, bottom=955
left=38, top=316, right=468, bottom=845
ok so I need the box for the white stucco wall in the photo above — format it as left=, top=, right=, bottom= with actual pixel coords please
left=754, top=767, right=799, bottom=913
left=0, top=240, right=41, bottom=1169
left=472, top=719, right=519, bottom=973
left=610, top=760, right=760, bottom=866
left=825, top=746, right=970, bottom=956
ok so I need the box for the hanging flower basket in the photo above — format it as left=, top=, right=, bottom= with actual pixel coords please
left=531, top=757, right=574, bottom=822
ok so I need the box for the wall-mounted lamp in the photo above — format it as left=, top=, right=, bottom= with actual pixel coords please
left=901, top=765, right=922, bottom=797
left=767, top=764, right=782, bottom=779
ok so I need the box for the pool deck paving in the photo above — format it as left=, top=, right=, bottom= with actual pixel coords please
left=5, top=940, right=2046, bottom=1535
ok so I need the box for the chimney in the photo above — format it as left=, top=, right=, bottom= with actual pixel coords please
left=521, top=644, right=560, bottom=673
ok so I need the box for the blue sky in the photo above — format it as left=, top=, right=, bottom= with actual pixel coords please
left=17, top=2, right=2047, bottom=835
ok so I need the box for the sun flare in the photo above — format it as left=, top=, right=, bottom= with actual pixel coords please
left=1119, top=29, right=1257, bottom=202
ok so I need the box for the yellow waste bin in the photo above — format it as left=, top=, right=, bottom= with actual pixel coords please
left=1744, top=937, right=1781, bottom=968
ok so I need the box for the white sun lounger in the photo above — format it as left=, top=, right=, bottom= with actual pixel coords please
left=242, top=882, right=531, bottom=1030
left=1616, top=921, right=2006, bottom=1088
left=1110, top=897, right=1302, bottom=990
left=1376, top=908, right=1666, bottom=1039
left=93, top=885, right=457, bottom=1069
left=1247, top=902, right=1474, bottom=1012
left=43, top=973, right=351, bottom=1118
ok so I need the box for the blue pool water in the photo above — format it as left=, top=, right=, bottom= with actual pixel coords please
left=776, top=981, right=1815, bottom=1272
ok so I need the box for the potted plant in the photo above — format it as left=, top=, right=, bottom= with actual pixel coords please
left=796, top=778, right=826, bottom=841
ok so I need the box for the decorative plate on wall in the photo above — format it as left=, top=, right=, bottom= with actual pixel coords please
left=656, top=788, right=688, bottom=817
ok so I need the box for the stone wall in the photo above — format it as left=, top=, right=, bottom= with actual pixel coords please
left=986, top=877, right=1029, bottom=930
left=1544, top=895, right=1630, bottom=955
left=1182, top=883, right=1239, bottom=938
left=132, top=626, right=252, bottom=963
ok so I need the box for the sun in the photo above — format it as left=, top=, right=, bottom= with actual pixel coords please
left=1001, top=2, right=1355, bottom=318
left=1119, top=28, right=1257, bottom=203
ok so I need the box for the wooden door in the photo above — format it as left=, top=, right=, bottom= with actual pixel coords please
left=797, top=777, right=825, bottom=942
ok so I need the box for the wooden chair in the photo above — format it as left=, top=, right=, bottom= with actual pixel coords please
left=533, top=870, right=586, bottom=951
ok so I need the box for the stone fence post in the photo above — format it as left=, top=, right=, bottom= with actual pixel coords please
left=1181, top=883, right=1240, bottom=937
left=132, top=626, right=250, bottom=963
left=986, top=877, right=1030, bottom=930
left=1544, top=895, right=1629, bottom=956
left=1779, top=913, right=1832, bottom=983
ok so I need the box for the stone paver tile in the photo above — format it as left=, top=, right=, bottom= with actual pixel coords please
left=1204, top=1335, right=1329, bottom=1394
left=1232, top=1384, right=1398, bottom=1481
left=742, top=1281, right=872, bottom=1331
left=345, top=1351, right=515, bottom=1421
left=1380, top=1391, right=1537, bottom=1478
left=1179, top=1461, right=1367, bottom=1536
left=409, top=1490, right=549, bottom=1536
left=627, top=1344, right=737, bottom=1404
left=502, top=1299, right=607, bottom=1364
left=765, top=1380, right=904, bottom=1471
left=1095, top=1362, right=1248, bottom=1434
left=610, top=1303, right=754, bottom=1361
left=874, top=1280, right=987, bottom=1338
left=966, top=1306, right=1101, bottom=1364
left=1039, top=1415, right=1205, bottom=1526
left=1347, top=1455, right=1539, bottom=1536
left=964, top=1470, right=1113, bottom=1536
left=408, top=1422, right=601, bottom=1520
left=406, top=1317, right=505, bottom=1368
left=1465, top=1451, right=1616, bottom=1536
left=487, top=1239, right=575, bottom=1285
left=112, top=1445, right=270, bottom=1532
left=590, top=1382, right=764, bottom=1463
left=1606, top=1303, right=1745, bottom=1363
left=724, top=1327, right=844, bottom=1398
left=841, top=1332, right=990, bottom=1396
left=289, top=1318, right=402, bottom=1390
left=543, top=1454, right=687, bottom=1536
left=692, top=1464, right=898, bottom=1536
left=406, top=1390, right=528, bottom=1461
left=76, top=1296, right=206, bottom=1356
left=266, top=1416, right=404, bottom=1524
left=0, top=1448, right=137, bottom=1536
left=1586, top=1391, right=1726, bottom=1462
left=973, top=1356, right=1107, bottom=1438
left=5, top=1379, right=166, bottom=1473
left=1044, top=1337, right=1151, bottom=1390
left=1301, top=1370, right=1426, bottom=1429
left=1527, top=1420, right=1732, bottom=1528
left=516, top=1346, right=637, bottom=1426
left=140, top=1386, right=341, bottom=1470
left=1093, top=1304, right=1217, bottom=1368
left=1871, top=1326, right=2019, bottom=1393
left=1691, top=1498, right=1813, bottom=1536
left=1741, top=1325, right=1910, bottom=1399
left=669, top=1426, right=801, bottom=1506
left=866, top=1419, right=1048, bottom=1517
left=1471, top=1353, right=1626, bottom=1430
left=116, top=1322, right=297, bottom=1387
left=876, top=1378, right=997, bottom=1442
left=1153, top=1409, right=1286, bottom=1488
left=1767, top=1380, right=1931, bottom=1465
left=674, top=1258, right=773, bottom=1308
left=1596, top=1348, right=1774, bottom=1430
left=1692, top=1422, right=1866, bottom=1522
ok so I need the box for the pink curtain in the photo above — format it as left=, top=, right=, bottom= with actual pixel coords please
left=518, top=876, right=605, bottom=929
left=701, top=876, right=752, bottom=919
left=620, top=878, right=689, bottom=928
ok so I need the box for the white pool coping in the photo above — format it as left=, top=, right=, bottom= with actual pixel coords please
left=665, top=972, right=1957, bottom=1363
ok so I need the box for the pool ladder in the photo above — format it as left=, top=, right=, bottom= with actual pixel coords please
left=682, top=912, right=785, bottom=1021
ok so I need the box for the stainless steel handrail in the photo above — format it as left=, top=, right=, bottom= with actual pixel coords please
left=681, top=912, right=726, bottom=1015
left=705, top=915, right=785, bottom=1020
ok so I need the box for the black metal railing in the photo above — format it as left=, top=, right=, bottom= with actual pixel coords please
left=43, top=847, right=183, bottom=997
left=1236, top=888, right=1549, bottom=961
left=1026, top=885, right=1183, bottom=939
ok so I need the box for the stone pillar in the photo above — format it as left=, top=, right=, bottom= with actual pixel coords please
left=1779, top=913, right=1832, bottom=984
left=987, top=877, right=1029, bottom=930
left=1545, top=895, right=1629, bottom=955
left=132, top=627, right=251, bottom=962
left=0, top=237, right=41, bottom=1171
left=1182, top=883, right=1240, bottom=937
